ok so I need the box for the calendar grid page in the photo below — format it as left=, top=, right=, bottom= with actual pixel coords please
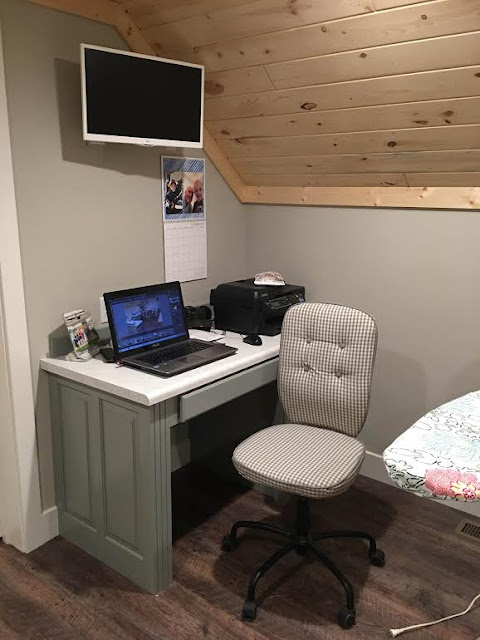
left=164, top=221, right=207, bottom=282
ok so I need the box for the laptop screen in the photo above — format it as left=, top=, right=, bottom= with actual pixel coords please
left=105, top=282, right=188, bottom=355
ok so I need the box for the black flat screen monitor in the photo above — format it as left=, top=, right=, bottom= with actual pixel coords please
left=81, top=44, right=204, bottom=148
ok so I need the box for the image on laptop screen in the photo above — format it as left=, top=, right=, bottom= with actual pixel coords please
left=107, top=284, right=187, bottom=354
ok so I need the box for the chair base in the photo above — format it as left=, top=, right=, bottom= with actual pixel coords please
left=221, top=497, right=385, bottom=629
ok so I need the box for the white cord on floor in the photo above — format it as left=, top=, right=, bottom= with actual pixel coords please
left=390, top=592, right=480, bottom=637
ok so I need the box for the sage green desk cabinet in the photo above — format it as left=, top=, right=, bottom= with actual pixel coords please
left=45, top=342, right=280, bottom=594
left=49, top=375, right=174, bottom=593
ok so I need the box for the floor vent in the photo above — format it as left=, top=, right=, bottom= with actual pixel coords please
left=456, top=519, right=480, bottom=541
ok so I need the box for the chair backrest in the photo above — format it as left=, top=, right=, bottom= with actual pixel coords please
left=278, top=302, right=377, bottom=437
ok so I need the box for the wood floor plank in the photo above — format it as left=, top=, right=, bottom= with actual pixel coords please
left=0, top=471, right=479, bottom=639
left=0, top=571, right=89, bottom=639
left=0, top=614, right=20, bottom=639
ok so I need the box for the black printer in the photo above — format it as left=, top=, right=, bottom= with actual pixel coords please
left=210, top=278, right=305, bottom=336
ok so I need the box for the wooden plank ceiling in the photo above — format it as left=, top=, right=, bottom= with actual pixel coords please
left=110, top=0, right=480, bottom=188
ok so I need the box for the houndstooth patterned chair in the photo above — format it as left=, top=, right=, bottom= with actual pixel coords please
left=221, top=302, right=385, bottom=630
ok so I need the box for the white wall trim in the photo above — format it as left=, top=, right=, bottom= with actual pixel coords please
left=0, top=21, right=58, bottom=552
left=360, top=450, right=480, bottom=519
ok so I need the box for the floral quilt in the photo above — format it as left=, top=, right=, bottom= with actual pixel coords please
left=383, top=390, right=480, bottom=502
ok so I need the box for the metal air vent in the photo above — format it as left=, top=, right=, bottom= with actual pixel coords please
left=455, top=519, right=480, bottom=541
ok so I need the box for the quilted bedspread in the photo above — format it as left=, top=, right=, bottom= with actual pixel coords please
left=383, top=391, right=480, bottom=502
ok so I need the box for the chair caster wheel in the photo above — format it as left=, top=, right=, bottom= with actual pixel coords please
left=369, top=548, right=386, bottom=567
left=220, top=534, right=238, bottom=552
left=296, top=545, right=308, bottom=556
left=337, top=607, right=356, bottom=629
left=242, top=599, right=257, bottom=621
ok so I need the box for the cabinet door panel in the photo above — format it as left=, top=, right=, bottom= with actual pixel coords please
left=98, top=396, right=158, bottom=589
left=57, top=384, right=95, bottom=527
left=49, top=377, right=162, bottom=592
left=101, top=400, right=139, bottom=550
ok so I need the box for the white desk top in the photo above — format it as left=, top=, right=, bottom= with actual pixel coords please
left=40, top=332, right=281, bottom=407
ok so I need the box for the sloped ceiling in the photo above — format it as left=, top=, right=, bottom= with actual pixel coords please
left=26, top=0, right=480, bottom=207
left=111, top=0, right=480, bottom=190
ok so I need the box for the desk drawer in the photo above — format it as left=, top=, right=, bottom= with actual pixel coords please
left=180, top=358, right=278, bottom=422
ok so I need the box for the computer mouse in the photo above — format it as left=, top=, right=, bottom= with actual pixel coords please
left=243, top=334, right=262, bottom=346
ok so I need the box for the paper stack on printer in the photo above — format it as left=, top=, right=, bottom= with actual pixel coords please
left=253, top=271, right=286, bottom=286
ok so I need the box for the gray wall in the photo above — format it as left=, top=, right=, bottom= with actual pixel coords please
left=246, top=205, right=480, bottom=454
left=4, top=0, right=479, bottom=516
left=1, top=0, right=246, bottom=509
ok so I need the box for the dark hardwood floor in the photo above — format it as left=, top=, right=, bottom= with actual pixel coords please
left=1, top=470, right=479, bottom=639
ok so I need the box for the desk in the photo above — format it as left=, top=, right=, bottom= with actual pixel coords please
left=40, top=333, right=281, bottom=593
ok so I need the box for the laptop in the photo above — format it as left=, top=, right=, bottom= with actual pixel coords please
left=103, top=282, right=237, bottom=377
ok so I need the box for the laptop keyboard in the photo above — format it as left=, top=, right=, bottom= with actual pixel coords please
left=139, top=341, right=211, bottom=365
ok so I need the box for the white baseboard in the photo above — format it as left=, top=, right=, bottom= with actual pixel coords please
left=360, top=450, right=480, bottom=519
left=42, top=505, right=59, bottom=538
left=24, top=506, right=59, bottom=552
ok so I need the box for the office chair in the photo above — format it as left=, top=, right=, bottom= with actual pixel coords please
left=221, top=302, right=384, bottom=629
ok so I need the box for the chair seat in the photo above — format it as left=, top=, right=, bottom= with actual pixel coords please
left=233, top=423, right=365, bottom=499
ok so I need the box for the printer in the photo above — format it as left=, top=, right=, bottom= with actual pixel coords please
left=210, top=278, right=305, bottom=336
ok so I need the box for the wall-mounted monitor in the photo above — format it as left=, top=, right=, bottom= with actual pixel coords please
left=80, top=44, right=204, bottom=148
